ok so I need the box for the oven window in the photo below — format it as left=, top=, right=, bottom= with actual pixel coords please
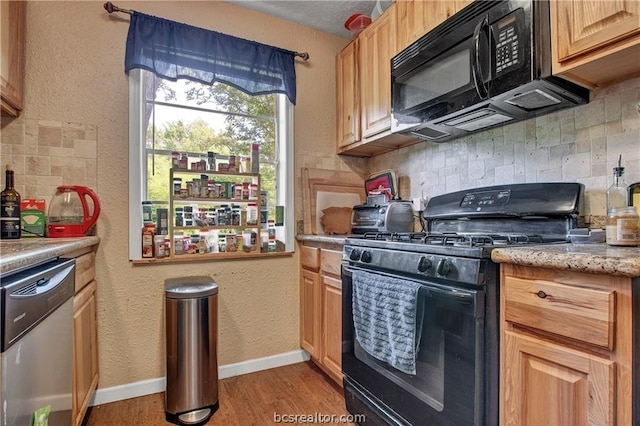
left=355, top=321, right=445, bottom=411
left=397, top=49, right=471, bottom=111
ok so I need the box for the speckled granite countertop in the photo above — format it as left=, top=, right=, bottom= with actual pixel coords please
left=0, top=237, right=100, bottom=274
left=296, top=235, right=348, bottom=245
left=492, top=243, right=640, bottom=277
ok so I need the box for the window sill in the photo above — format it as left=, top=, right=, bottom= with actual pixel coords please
left=132, top=250, right=293, bottom=265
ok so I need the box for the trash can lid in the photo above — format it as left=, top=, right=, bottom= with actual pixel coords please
left=165, top=276, right=218, bottom=299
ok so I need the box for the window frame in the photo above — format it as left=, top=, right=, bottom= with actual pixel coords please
left=128, top=69, right=294, bottom=260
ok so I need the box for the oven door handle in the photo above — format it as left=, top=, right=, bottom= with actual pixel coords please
left=343, top=265, right=476, bottom=305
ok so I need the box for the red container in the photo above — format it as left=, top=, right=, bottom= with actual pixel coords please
left=344, top=14, right=372, bottom=36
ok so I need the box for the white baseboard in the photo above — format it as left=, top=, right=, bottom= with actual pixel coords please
left=90, top=349, right=310, bottom=406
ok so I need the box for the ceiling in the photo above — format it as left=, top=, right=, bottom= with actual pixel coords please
left=224, top=1, right=394, bottom=39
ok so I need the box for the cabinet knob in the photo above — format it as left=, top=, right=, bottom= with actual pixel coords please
left=536, top=290, right=548, bottom=299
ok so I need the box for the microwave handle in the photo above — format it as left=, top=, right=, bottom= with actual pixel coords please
left=472, top=17, right=491, bottom=99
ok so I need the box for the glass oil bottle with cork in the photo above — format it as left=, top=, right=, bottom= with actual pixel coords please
left=1, top=164, right=21, bottom=239
left=606, top=155, right=639, bottom=246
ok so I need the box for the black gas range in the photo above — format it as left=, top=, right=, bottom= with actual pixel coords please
left=341, top=183, right=583, bottom=426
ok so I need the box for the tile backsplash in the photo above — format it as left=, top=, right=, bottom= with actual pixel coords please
left=369, top=77, right=640, bottom=223
left=1, top=117, right=98, bottom=204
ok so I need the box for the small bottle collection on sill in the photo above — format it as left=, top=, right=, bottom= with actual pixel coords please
left=141, top=188, right=281, bottom=260
left=171, top=143, right=259, bottom=174
left=173, top=175, right=259, bottom=200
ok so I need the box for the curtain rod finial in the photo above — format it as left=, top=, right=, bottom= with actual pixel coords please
left=104, top=2, right=115, bottom=13
left=298, top=52, right=310, bottom=61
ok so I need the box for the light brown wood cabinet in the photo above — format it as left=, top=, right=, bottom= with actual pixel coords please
left=300, top=241, right=343, bottom=385
left=0, top=1, right=25, bottom=116
left=64, top=248, right=99, bottom=426
left=500, top=264, right=632, bottom=426
left=337, top=4, right=418, bottom=157
left=396, top=0, right=456, bottom=50
left=359, top=9, right=395, bottom=141
left=336, top=40, right=360, bottom=149
left=551, top=0, right=640, bottom=87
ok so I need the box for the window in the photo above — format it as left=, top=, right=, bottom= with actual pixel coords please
left=128, top=69, right=294, bottom=260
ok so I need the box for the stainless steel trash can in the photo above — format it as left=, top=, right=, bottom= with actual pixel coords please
left=165, top=276, right=219, bottom=425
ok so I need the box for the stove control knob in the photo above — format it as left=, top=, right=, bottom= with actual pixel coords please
left=349, top=249, right=361, bottom=261
left=417, top=257, right=432, bottom=273
left=379, top=208, right=386, bottom=214
left=437, top=259, right=452, bottom=276
left=361, top=250, right=372, bottom=263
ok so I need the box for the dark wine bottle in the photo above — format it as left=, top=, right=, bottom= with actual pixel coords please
left=1, top=164, right=21, bottom=239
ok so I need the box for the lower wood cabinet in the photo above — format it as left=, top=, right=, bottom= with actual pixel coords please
left=73, top=280, right=99, bottom=426
left=300, top=267, right=321, bottom=357
left=64, top=247, right=99, bottom=426
left=500, top=264, right=632, bottom=426
left=503, top=330, right=615, bottom=426
left=300, top=241, right=343, bottom=386
left=320, top=273, right=343, bottom=384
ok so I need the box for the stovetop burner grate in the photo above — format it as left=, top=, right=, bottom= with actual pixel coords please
left=361, top=231, right=545, bottom=247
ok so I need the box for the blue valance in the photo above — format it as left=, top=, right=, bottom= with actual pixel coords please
left=125, top=12, right=297, bottom=104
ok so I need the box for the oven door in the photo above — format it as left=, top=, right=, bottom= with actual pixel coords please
left=342, top=265, right=486, bottom=426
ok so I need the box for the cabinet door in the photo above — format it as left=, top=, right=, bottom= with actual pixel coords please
left=455, top=0, right=474, bottom=14
left=300, top=268, right=321, bottom=359
left=73, top=281, right=99, bottom=426
left=320, top=248, right=343, bottom=277
left=321, top=275, right=343, bottom=385
left=396, top=0, right=456, bottom=51
left=0, top=1, right=24, bottom=116
left=502, top=331, right=615, bottom=426
left=360, top=6, right=396, bottom=139
left=336, top=40, right=360, bottom=148
left=553, top=1, right=640, bottom=63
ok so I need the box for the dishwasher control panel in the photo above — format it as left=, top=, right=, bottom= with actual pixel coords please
left=0, top=258, right=75, bottom=351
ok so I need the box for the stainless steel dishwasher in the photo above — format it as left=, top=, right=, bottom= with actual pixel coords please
left=0, top=258, right=75, bottom=426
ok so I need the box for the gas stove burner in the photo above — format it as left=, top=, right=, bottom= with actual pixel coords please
left=362, top=232, right=427, bottom=242
left=421, top=232, right=546, bottom=247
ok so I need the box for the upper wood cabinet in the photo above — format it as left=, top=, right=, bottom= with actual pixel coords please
left=337, top=4, right=419, bottom=157
left=359, top=7, right=395, bottom=140
left=396, top=0, right=473, bottom=52
left=551, top=0, right=640, bottom=87
left=336, top=40, right=360, bottom=149
left=1, top=1, right=25, bottom=116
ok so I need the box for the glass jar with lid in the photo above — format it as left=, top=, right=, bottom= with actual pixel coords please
left=175, top=207, right=184, bottom=227
left=606, top=206, right=640, bottom=246
left=246, top=203, right=258, bottom=225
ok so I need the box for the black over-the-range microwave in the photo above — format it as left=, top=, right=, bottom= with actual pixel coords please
left=391, top=0, right=590, bottom=142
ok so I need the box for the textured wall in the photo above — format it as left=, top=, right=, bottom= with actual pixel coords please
left=369, top=78, right=640, bottom=224
left=1, top=1, right=350, bottom=389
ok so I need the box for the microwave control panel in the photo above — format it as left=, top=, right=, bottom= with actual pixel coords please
left=493, top=10, right=524, bottom=75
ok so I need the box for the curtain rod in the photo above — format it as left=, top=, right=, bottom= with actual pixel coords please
left=103, top=2, right=310, bottom=61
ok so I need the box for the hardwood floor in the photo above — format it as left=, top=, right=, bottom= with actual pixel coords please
left=85, top=362, right=354, bottom=425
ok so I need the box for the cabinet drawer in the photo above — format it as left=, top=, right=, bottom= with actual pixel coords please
left=74, top=252, right=96, bottom=293
left=504, top=276, right=615, bottom=349
left=320, top=249, right=343, bottom=277
left=301, top=245, right=320, bottom=270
